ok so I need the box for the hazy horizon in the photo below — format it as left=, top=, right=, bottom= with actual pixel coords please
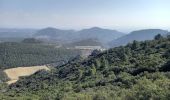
left=0, top=0, right=170, bottom=32
left=0, top=26, right=170, bottom=34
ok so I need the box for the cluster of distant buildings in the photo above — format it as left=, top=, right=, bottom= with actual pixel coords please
left=74, top=46, right=105, bottom=51
left=55, top=45, right=106, bottom=57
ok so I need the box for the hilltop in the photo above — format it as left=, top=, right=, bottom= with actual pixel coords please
left=110, top=29, right=169, bottom=47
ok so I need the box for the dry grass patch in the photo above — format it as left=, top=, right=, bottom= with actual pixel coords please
left=3, top=65, right=50, bottom=84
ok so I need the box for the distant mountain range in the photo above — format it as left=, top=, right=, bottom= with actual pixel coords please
left=0, top=28, right=169, bottom=48
left=33, top=27, right=125, bottom=46
left=109, top=29, right=169, bottom=47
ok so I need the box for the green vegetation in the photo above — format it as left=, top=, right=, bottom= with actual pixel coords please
left=0, top=42, right=80, bottom=69
left=66, top=38, right=102, bottom=47
left=1, top=35, right=170, bottom=100
left=21, top=38, right=43, bottom=44
left=0, top=70, right=9, bottom=82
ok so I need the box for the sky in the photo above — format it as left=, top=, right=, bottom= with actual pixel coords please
left=0, top=0, right=170, bottom=32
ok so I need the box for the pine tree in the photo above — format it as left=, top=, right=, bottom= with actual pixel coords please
left=95, top=59, right=101, bottom=69
left=91, top=64, right=96, bottom=75
left=100, top=56, right=109, bottom=70
left=132, top=40, right=140, bottom=50
left=154, top=34, right=163, bottom=40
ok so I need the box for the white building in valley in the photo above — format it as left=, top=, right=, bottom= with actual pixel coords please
left=75, top=46, right=105, bottom=51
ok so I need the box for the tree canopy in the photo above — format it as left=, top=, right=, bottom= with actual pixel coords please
left=1, top=35, right=170, bottom=100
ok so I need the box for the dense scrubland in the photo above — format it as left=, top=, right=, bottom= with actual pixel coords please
left=0, top=34, right=170, bottom=100
left=0, top=42, right=80, bottom=69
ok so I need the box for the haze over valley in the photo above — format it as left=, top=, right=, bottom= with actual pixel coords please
left=0, top=0, right=170, bottom=100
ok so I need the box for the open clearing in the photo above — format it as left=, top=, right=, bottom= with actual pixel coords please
left=3, top=65, right=50, bottom=85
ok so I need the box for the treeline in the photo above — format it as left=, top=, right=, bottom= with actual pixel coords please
left=1, top=34, right=170, bottom=100
left=0, top=42, right=80, bottom=69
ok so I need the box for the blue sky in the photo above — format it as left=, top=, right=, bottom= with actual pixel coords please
left=0, top=0, right=170, bottom=32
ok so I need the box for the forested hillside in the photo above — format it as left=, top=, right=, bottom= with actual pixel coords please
left=0, top=42, right=80, bottom=69
left=1, top=34, right=170, bottom=100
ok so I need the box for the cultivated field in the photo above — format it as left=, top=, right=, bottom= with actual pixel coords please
left=3, top=65, right=50, bottom=84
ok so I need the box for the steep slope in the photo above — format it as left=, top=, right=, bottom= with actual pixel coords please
left=2, top=35, right=170, bottom=99
left=110, top=29, right=168, bottom=47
